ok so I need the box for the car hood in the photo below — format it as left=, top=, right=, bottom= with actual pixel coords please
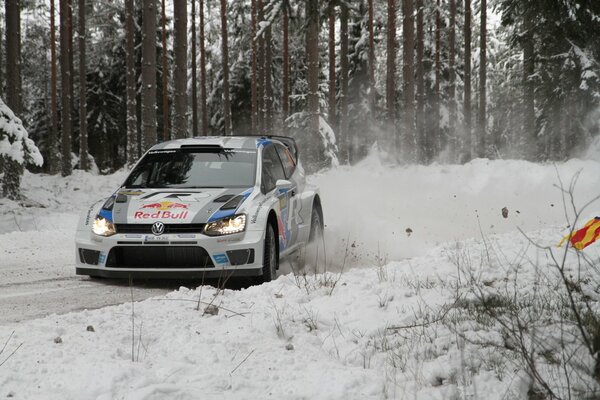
left=109, top=187, right=252, bottom=225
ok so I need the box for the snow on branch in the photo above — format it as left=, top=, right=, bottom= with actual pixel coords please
left=0, top=98, right=43, bottom=167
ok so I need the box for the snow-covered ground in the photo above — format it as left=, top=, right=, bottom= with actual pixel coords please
left=1, top=152, right=600, bottom=399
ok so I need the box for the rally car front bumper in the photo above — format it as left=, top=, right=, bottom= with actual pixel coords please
left=75, top=228, right=266, bottom=279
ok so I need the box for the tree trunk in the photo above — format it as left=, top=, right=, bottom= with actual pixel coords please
left=125, top=0, right=137, bottom=165
left=402, top=0, right=415, bottom=160
left=199, top=0, right=208, bottom=135
left=161, top=0, right=169, bottom=140
left=49, top=0, right=59, bottom=174
left=78, top=0, right=88, bottom=170
left=67, top=0, right=74, bottom=142
left=220, top=0, right=232, bottom=135
left=173, top=0, right=188, bottom=139
left=265, top=25, right=273, bottom=135
left=415, top=0, right=424, bottom=162
left=141, top=0, right=157, bottom=151
left=282, top=2, right=290, bottom=131
left=191, top=0, right=198, bottom=136
left=257, top=0, right=265, bottom=133
left=3, top=0, right=24, bottom=198
left=368, top=0, right=376, bottom=115
left=306, top=0, right=320, bottom=163
left=340, top=3, right=349, bottom=163
left=59, top=0, right=73, bottom=176
left=448, top=0, right=456, bottom=161
left=434, top=0, right=441, bottom=159
left=386, top=0, right=396, bottom=132
left=523, top=13, right=535, bottom=159
left=463, top=0, right=472, bottom=161
left=328, top=2, right=336, bottom=130
left=251, top=0, right=258, bottom=134
left=478, top=0, right=486, bottom=157
left=0, top=21, right=3, bottom=99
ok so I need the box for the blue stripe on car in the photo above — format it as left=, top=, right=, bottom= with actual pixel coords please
left=98, top=208, right=113, bottom=222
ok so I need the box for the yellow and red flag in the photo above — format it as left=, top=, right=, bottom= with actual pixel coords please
left=558, top=217, right=600, bottom=250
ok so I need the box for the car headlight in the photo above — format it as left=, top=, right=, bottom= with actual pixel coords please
left=92, top=216, right=117, bottom=236
left=204, top=214, right=246, bottom=236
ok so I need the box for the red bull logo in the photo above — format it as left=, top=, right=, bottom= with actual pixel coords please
left=135, top=201, right=189, bottom=220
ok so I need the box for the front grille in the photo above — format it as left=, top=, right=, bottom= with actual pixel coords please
left=116, top=224, right=206, bottom=234
left=106, top=246, right=215, bottom=269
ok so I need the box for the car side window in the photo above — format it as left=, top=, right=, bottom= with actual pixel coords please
left=261, top=145, right=286, bottom=193
left=275, top=143, right=296, bottom=179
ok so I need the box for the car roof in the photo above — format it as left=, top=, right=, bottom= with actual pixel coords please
left=149, top=136, right=285, bottom=151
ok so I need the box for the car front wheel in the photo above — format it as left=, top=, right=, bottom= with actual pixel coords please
left=259, top=223, right=278, bottom=283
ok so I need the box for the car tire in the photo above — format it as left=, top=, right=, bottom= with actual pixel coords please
left=259, top=223, right=278, bottom=283
left=298, top=204, right=324, bottom=272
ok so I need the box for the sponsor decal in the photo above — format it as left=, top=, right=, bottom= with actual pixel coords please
left=134, top=201, right=190, bottom=220
left=118, top=190, right=145, bottom=196
left=98, top=252, right=106, bottom=265
left=250, top=198, right=269, bottom=224
left=134, top=210, right=189, bottom=220
left=213, top=253, right=229, bottom=265
left=142, top=201, right=189, bottom=211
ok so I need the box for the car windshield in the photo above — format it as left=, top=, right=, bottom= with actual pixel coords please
left=124, top=148, right=257, bottom=189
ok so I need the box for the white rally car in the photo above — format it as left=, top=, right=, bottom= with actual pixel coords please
left=75, top=136, right=323, bottom=282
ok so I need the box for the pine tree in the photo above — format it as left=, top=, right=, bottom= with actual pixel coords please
left=199, top=0, right=208, bottom=135
left=478, top=0, right=487, bottom=157
left=448, top=0, right=456, bottom=161
left=328, top=1, right=336, bottom=131
left=78, top=0, right=89, bottom=170
left=173, top=0, right=187, bottom=139
left=59, top=0, right=73, bottom=176
left=220, top=0, right=232, bottom=135
left=3, top=0, right=24, bottom=198
left=434, top=0, right=441, bottom=160
left=402, top=0, right=415, bottom=159
left=125, top=0, right=137, bottom=165
left=386, top=0, right=396, bottom=134
left=281, top=0, right=290, bottom=131
left=463, top=0, right=472, bottom=161
left=367, top=0, right=376, bottom=114
left=191, top=0, right=198, bottom=136
left=49, top=0, right=59, bottom=174
left=141, top=0, right=157, bottom=151
left=160, top=0, right=169, bottom=141
left=415, top=0, right=424, bottom=161
left=306, top=0, right=320, bottom=161
left=340, top=3, right=349, bottom=162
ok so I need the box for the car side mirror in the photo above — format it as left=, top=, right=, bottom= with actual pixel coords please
left=275, top=179, right=293, bottom=191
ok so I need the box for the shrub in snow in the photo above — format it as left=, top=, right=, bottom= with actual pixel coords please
left=0, top=98, right=43, bottom=167
left=0, top=97, right=43, bottom=199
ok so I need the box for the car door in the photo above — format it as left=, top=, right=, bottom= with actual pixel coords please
left=261, top=144, right=296, bottom=251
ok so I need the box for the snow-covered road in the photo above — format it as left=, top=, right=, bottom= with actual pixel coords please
left=1, top=152, right=600, bottom=324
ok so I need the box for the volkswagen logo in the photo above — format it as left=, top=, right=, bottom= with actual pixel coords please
left=151, top=221, right=165, bottom=236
